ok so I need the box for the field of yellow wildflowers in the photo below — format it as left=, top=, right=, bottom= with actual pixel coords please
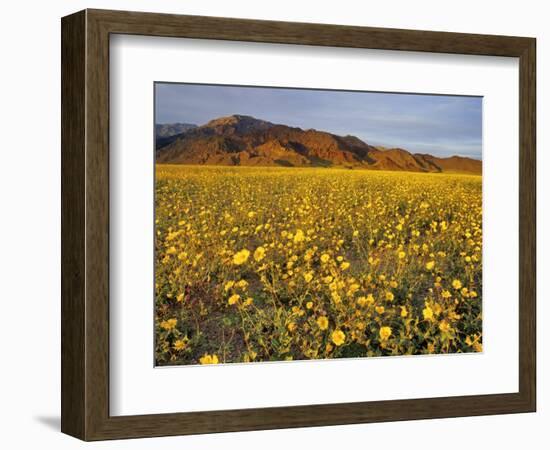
left=155, top=165, right=482, bottom=365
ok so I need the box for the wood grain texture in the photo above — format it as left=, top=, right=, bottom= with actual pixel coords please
left=84, top=10, right=111, bottom=440
left=88, top=8, right=532, bottom=56
left=61, top=10, right=86, bottom=439
left=518, top=39, right=536, bottom=410
left=61, top=8, right=537, bottom=441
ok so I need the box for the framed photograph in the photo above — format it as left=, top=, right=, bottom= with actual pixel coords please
left=61, top=9, right=536, bottom=440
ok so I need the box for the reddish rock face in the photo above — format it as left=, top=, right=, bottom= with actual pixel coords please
left=156, top=115, right=481, bottom=174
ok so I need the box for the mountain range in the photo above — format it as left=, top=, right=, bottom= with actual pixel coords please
left=155, top=115, right=481, bottom=174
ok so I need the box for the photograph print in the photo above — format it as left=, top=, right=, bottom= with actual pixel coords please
left=154, top=83, right=482, bottom=366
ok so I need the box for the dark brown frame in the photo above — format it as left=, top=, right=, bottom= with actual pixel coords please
left=61, top=8, right=536, bottom=441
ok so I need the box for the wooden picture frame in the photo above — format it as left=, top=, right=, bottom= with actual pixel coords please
left=61, top=8, right=536, bottom=441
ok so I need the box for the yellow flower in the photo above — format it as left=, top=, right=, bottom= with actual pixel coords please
left=199, top=354, right=219, bottom=365
left=317, top=316, right=329, bottom=330
left=303, top=272, right=313, bottom=283
left=320, top=253, right=330, bottom=263
left=233, top=249, right=250, bottom=265
left=235, top=280, right=248, bottom=289
left=353, top=230, right=359, bottom=237
left=176, top=293, right=185, bottom=302
left=287, top=322, right=297, bottom=332
left=293, top=229, right=305, bottom=243
left=331, top=329, right=346, bottom=346
left=350, top=284, right=362, bottom=295
left=426, top=260, right=435, bottom=271
left=375, top=305, right=385, bottom=314
left=452, top=279, right=462, bottom=290
left=423, top=306, right=434, bottom=320
left=306, top=301, right=313, bottom=309
left=465, top=334, right=483, bottom=352
left=228, top=294, right=240, bottom=305
left=449, top=311, right=461, bottom=320
left=400, top=306, right=408, bottom=317
left=340, top=261, right=350, bottom=271
left=160, top=318, right=177, bottom=331
left=166, top=246, right=177, bottom=255
left=385, top=291, right=394, bottom=302
left=253, top=246, right=266, bottom=262
left=379, top=326, right=392, bottom=341
left=173, top=339, right=187, bottom=351
left=224, top=281, right=235, bottom=291
left=166, top=231, right=179, bottom=241
left=331, top=292, right=342, bottom=304
left=439, top=320, right=451, bottom=333
left=244, top=297, right=253, bottom=306
left=441, top=290, right=452, bottom=299
left=398, top=251, right=406, bottom=259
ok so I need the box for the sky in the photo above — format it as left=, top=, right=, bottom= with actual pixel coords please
left=155, top=83, right=482, bottom=159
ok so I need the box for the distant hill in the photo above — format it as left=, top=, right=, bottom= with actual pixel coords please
left=155, top=123, right=197, bottom=149
left=156, top=123, right=197, bottom=137
left=155, top=115, right=481, bottom=174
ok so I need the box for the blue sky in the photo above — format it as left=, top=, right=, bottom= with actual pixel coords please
left=155, top=83, right=482, bottom=159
